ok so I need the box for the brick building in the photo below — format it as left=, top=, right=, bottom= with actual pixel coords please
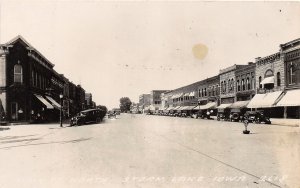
left=235, top=62, right=256, bottom=101
left=276, top=38, right=300, bottom=118
left=150, top=90, right=168, bottom=110
left=219, top=64, right=247, bottom=105
left=0, top=35, right=91, bottom=124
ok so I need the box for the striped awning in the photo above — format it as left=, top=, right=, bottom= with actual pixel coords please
left=34, top=94, right=54, bottom=109
left=45, top=96, right=61, bottom=109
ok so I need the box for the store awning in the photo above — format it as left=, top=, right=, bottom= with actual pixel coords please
left=229, top=100, right=250, bottom=109
left=178, top=106, right=186, bottom=110
left=187, top=105, right=197, bottom=110
left=193, top=105, right=203, bottom=110
left=247, top=94, right=265, bottom=108
left=247, top=91, right=283, bottom=108
left=34, top=94, right=54, bottom=109
left=217, top=103, right=232, bottom=109
left=261, top=76, right=274, bottom=85
left=200, top=102, right=217, bottom=110
left=276, top=89, right=300, bottom=107
left=174, top=106, right=181, bottom=110
left=45, top=96, right=61, bottom=109
left=167, top=106, right=174, bottom=111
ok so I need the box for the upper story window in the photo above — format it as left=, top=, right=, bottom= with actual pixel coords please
left=259, top=76, right=262, bottom=88
left=289, top=64, right=296, bottom=85
left=14, top=64, right=23, bottom=83
left=277, top=72, right=281, bottom=87
left=237, top=80, right=240, bottom=91
left=247, top=78, right=250, bottom=90
left=241, top=79, right=245, bottom=91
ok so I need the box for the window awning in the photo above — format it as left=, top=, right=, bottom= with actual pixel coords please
left=45, top=96, right=61, bottom=109
left=217, top=103, right=232, bottom=109
left=247, top=91, right=283, bottom=108
left=276, top=89, right=300, bottom=107
left=261, top=76, right=274, bottom=85
left=184, top=93, right=190, bottom=97
left=200, top=102, right=217, bottom=110
left=34, top=94, right=54, bottom=109
left=229, top=100, right=250, bottom=109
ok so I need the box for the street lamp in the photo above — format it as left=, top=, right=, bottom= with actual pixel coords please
left=59, top=94, right=63, bottom=127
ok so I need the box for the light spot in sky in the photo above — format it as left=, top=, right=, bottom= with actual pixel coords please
left=192, top=43, right=208, bottom=60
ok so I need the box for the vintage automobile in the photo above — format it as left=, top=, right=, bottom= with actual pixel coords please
left=107, top=111, right=116, bottom=119
left=244, top=110, right=271, bottom=124
left=196, top=110, right=213, bottom=119
left=217, top=108, right=230, bottom=121
left=70, top=109, right=105, bottom=126
left=229, top=108, right=245, bottom=122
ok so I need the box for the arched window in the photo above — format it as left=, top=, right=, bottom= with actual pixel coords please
left=14, top=64, right=23, bottom=83
left=224, top=81, right=227, bottom=93
left=277, top=72, right=281, bottom=86
left=259, top=76, right=262, bottom=88
left=231, top=78, right=234, bottom=92
left=265, top=69, right=274, bottom=78
left=241, top=79, right=245, bottom=91
left=247, top=78, right=250, bottom=90
left=237, top=80, right=240, bottom=91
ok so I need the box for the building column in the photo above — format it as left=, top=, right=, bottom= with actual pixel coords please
left=283, top=106, right=287, bottom=119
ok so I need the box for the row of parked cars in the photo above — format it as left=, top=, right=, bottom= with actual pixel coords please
left=146, top=109, right=271, bottom=124
left=69, top=108, right=107, bottom=126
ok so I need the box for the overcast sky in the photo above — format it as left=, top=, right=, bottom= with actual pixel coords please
left=0, top=1, right=299, bottom=109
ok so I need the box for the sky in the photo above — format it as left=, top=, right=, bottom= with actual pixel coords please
left=0, top=1, right=300, bottom=109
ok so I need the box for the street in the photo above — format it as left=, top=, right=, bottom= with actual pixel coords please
left=0, top=114, right=299, bottom=188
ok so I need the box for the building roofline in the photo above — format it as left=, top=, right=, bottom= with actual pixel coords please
left=2, top=35, right=55, bottom=67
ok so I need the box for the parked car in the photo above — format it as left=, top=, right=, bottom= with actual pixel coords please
left=217, top=108, right=230, bottom=121
left=244, top=110, right=271, bottom=124
left=196, top=110, right=212, bottom=119
left=230, top=109, right=245, bottom=122
left=70, top=109, right=105, bottom=126
left=107, top=111, right=116, bottom=118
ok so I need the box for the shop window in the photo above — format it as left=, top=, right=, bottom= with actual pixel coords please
left=277, top=72, right=281, bottom=86
left=14, top=64, right=23, bottom=83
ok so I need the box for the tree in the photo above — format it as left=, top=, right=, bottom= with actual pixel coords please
left=96, top=105, right=108, bottom=120
left=119, top=97, right=132, bottom=112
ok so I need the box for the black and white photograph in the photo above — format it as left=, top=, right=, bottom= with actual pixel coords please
left=0, top=1, right=299, bottom=187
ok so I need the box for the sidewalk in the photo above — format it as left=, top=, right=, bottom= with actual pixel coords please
left=270, top=118, right=300, bottom=127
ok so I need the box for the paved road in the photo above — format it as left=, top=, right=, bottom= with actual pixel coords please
left=0, top=114, right=299, bottom=188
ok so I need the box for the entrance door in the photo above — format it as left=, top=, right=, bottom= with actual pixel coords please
left=11, top=102, right=18, bottom=121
